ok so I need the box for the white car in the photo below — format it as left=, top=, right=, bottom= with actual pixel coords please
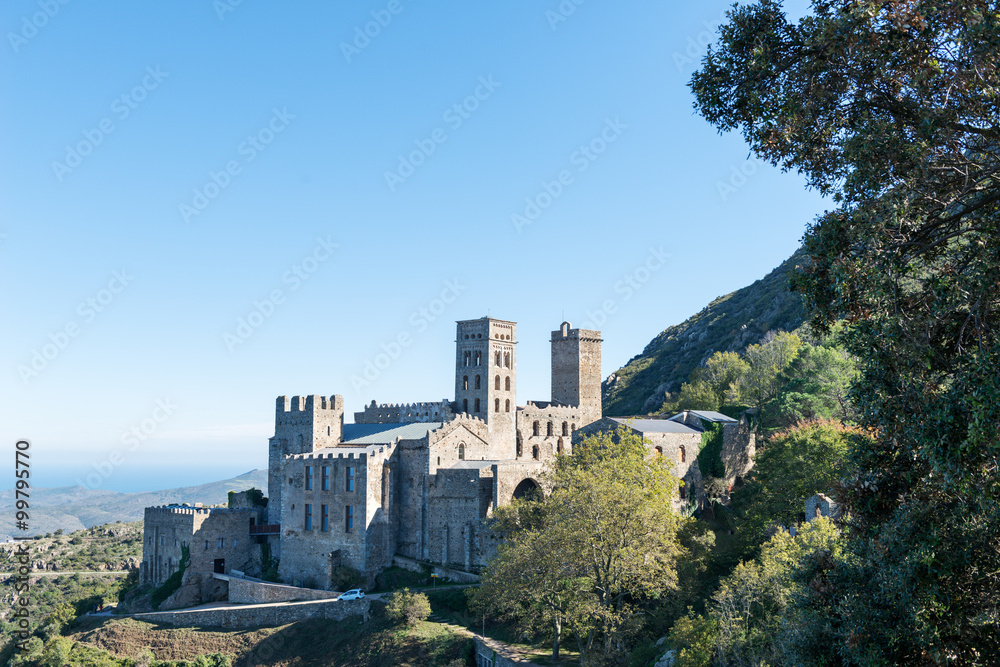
left=338, top=589, right=365, bottom=601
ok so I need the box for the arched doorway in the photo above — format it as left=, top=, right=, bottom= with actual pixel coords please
left=512, top=478, right=541, bottom=501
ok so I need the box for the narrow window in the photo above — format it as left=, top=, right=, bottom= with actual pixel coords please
left=679, top=446, right=686, bottom=463
left=327, top=425, right=331, bottom=436
left=532, top=445, right=539, bottom=460
left=505, top=399, right=510, bottom=412
left=346, top=466, right=355, bottom=492
left=495, top=351, right=501, bottom=366
left=463, top=375, right=469, bottom=390
left=204, top=540, right=209, bottom=551
left=547, top=421, right=553, bottom=436
left=218, top=537, right=225, bottom=548
left=495, top=398, right=500, bottom=412
left=680, top=484, right=687, bottom=500
left=516, top=433, right=523, bottom=457
left=160, top=536, right=164, bottom=546
left=322, top=466, right=330, bottom=491
left=474, top=398, right=480, bottom=412
left=504, top=352, right=510, bottom=368
left=571, top=423, right=576, bottom=432
left=463, top=398, right=468, bottom=413
left=533, top=421, right=539, bottom=436
left=321, top=504, right=329, bottom=532
left=562, top=422, right=568, bottom=436
left=505, top=376, right=511, bottom=391
left=495, top=375, right=500, bottom=390
left=458, top=443, right=465, bottom=460
left=475, top=375, right=481, bottom=389
left=304, top=504, right=312, bottom=531
left=305, top=465, right=313, bottom=490
left=557, top=438, right=564, bottom=454
left=345, top=505, right=354, bottom=532
left=475, top=351, right=482, bottom=365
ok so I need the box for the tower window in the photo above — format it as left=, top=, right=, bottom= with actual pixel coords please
left=532, top=445, right=539, bottom=460
left=557, top=438, right=564, bottom=454
left=346, top=466, right=355, bottom=492
left=463, top=375, right=469, bottom=390
left=475, top=375, right=481, bottom=389
left=679, top=446, right=686, bottom=463
left=547, top=422, right=553, bottom=436
left=505, top=376, right=511, bottom=391
left=495, top=351, right=501, bottom=366
left=345, top=505, right=354, bottom=532
left=305, top=466, right=313, bottom=490
left=322, top=466, right=329, bottom=491
left=474, top=398, right=481, bottom=412
left=304, top=505, right=312, bottom=531
left=504, top=352, right=511, bottom=368
left=562, top=422, right=568, bottom=436
left=495, top=375, right=500, bottom=390
left=495, top=398, right=500, bottom=412
left=505, top=399, right=510, bottom=412
left=475, top=351, right=482, bottom=365
left=459, top=443, right=465, bottom=460
left=533, top=421, right=539, bottom=436
left=463, top=399, right=468, bottom=413
left=321, top=504, right=329, bottom=531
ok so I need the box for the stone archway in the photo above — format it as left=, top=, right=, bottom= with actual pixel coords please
left=512, top=478, right=541, bottom=501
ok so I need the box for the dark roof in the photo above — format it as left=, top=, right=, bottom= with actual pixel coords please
left=609, top=418, right=701, bottom=434
left=342, top=422, right=443, bottom=444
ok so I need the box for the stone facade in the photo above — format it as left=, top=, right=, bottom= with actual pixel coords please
left=805, top=493, right=839, bottom=521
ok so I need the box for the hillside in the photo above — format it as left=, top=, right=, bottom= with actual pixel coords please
left=0, top=469, right=267, bottom=540
left=602, top=249, right=807, bottom=415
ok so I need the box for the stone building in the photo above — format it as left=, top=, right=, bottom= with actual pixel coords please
left=141, top=317, right=727, bottom=593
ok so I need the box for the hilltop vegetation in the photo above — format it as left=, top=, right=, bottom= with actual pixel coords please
left=602, top=250, right=806, bottom=416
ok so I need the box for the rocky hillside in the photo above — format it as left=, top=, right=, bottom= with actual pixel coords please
left=602, top=249, right=807, bottom=415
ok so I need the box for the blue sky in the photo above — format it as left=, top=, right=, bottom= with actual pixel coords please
left=1, top=0, right=825, bottom=491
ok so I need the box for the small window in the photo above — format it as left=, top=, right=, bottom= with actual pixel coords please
left=437, top=456, right=441, bottom=465
left=475, top=375, right=481, bottom=389
left=204, top=540, right=209, bottom=551
left=504, top=352, right=511, bottom=368
left=345, top=505, right=354, bottom=532
left=458, top=443, right=465, bottom=460
left=562, top=422, right=568, bottom=436
left=474, top=398, right=481, bottom=412
left=505, top=376, right=511, bottom=391
left=495, top=375, right=500, bottom=390
left=547, top=422, right=553, bottom=436
left=463, top=398, right=469, bottom=413
left=322, top=466, right=330, bottom=491
left=532, top=445, right=539, bottom=460
left=495, top=398, right=500, bottom=412
left=305, top=465, right=313, bottom=490
left=679, top=446, right=686, bottom=463
left=505, top=399, right=510, bottom=412
left=533, top=421, right=539, bottom=436
left=475, top=351, right=482, bottom=366
left=327, top=425, right=331, bottom=436
left=321, top=504, right=329, bottom=532
left=233, top=538, right=238, bottom=549
left=463, top=375, right=469, bottom=390
left=160, top=536, right=164, bottom=546
left=464, top=351, right=471, bottom=366
left=495, top=351, right=502, bottom=366
left=218, top=537, right=225, bottom=549
left=557, top=438, right=564, bottom=454
left=346, top=466, right=355, bottom=492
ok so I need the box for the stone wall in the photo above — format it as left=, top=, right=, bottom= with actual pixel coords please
left=550, top=323, right=603, bottom=426
left=516, top=403, right=581, bottom=461
left=426, top=467, right=495, bottom=570
left=226, top=576, right=340, bottom=604
left=134, top=598, right=369, bottom=629
left=721, top=417, right=756, bottom=485
left=354, top=399, right=454, bottom=424
left=454, top=318, right=518, bottom=454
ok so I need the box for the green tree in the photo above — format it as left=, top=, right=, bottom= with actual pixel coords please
left=385, top=588, right=432, bottom=626
left=666, top=611, right=717, bottom=667
left=692, top=1, right=1000, bottom=661
left=742, top=331, right=802, bottom=422
left=474, top=426, right=685, bottom=663
left=765, top=343, right=856, bottom=430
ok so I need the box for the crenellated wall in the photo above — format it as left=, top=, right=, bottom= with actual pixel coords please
left=354, top=399, right=454, bottom=424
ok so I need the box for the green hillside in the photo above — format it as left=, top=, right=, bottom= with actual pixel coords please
left=602, top=249, right=807, bottom=415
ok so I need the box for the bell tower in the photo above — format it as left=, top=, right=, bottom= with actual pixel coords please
left=455, top=317, right=517, bottom=457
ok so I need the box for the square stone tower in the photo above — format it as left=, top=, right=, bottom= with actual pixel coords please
left=268, top=395, right=344, bottom=527
left=551, top=322, right=603, bottom=425
left=454, top=317, right=517, bottom=457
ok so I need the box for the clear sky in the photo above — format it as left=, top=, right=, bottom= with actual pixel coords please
left=1, top=0, right=825, bottom=491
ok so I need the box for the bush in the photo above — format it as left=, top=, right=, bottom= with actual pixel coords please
left=385, top=588, right=432, bottom=626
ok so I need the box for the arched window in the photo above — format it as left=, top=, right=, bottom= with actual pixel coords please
left=547, top=421, right=553, bottom=436
left=504, top=352, right=511, bottom=368
left=463, top=376, right=469, bottom=390
left=495, top=375, right=500, bottom=390
left=678, top=446, right=686, bottom=463
left=680, top=483, right=687, bottom=500
left=516, top=432, right=523, bottom=457
left=654, top=446, right=663, bottom=457
left=474, top=398, right=480, bottom=412
left=562, top=422, right=568, bottom=436
left=475, top=351, right=482, bottom=365
left=505, top=376, right=511, bottom=391
left=532, top=421, right=539, bottom=436
left=571, top=423, right=576, bottom=432
left=557, top=438, right=564, bottom=454
left=505, top=399, right=510, bottom=412
left=458, top=443, right=465, bottom=460
left=495, top=351, right=502, bottom=366
left=495, top=398, right=500, bottom=412
left=532, top=445, right=539, bottom=460
left=464, top=351, right=471, bottom=366
left=475, top=375, right=481, bottom=389
left=462, top=399, right=468, bottom=413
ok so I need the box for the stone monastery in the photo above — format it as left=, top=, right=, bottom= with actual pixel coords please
left=141, top=317, right=753, bottom=596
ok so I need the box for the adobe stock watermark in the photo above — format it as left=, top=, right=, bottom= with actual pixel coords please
left=213, top=0, right=244, bottom=21
left=51, top=66, right=169, bottom=182
left=16, top=269, right=134, bottom=385
left=340, top=0, right=411, bottom=63
left=671, top=10, right=726, bottom=73
left=76, top=398, right=178, bottom=490
left=511, top=117, right=627, bottom=234
left=545, top=0, right=587, bottom=31
left=350, top=279, right=466, bottom=392
left=384, top=75, right=501, bottom=192
left=179, top=107, right=294, bottom=223
left=582, top=246, right=668, bottom=329
left=7, top=0, right=72, bottom=54
left=717, top=155, right=764, bottom=202
left=224, top=236, right=339, bottom=352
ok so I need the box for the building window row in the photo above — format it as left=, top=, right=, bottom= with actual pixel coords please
left=299, top=465, right=353, bottom=492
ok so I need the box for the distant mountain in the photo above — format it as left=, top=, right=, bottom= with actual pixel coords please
left=0, top=469, right=267, bottom=540
left=602, top=249, right=807, bottom=415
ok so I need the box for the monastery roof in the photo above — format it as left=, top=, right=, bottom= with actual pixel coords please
left=448, top=460, right=503, bottom=469
left=668, top=410, right=738, bottom=423
left=342, top=422, right=444, bottom=444
left=608, top=417, right=702, bottom=434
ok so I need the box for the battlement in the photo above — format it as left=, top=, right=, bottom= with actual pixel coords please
left=290, top=442, right=395, bottom=465
left=355, top=399, right=453, bottom=424
left=276, top=395, right=344, bottom=414
left=551, top=322, right=602, bottom=343
left=144, top=505, right=260, bottom=517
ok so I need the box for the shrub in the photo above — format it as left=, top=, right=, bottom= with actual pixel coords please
left=385, top=588, right=432, bottom=626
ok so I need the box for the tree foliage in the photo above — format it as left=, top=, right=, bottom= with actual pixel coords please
left=692, top=1, right=1000, bottom=661
left=474, top=426, right=686, bottom=664
left=385, top=588, right=431, bottom=626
